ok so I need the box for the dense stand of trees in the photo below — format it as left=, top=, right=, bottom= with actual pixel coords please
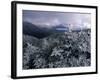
left=23, top=29, right=91, bottom=69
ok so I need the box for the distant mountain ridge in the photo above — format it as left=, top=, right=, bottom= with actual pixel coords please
left=23, top=21, right=90, bottom=39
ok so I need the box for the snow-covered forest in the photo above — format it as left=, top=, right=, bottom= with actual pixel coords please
left=23, top=29, right=91, bottom=69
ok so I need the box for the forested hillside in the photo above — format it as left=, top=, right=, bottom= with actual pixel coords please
left=23, top=29, right=91, bottom=69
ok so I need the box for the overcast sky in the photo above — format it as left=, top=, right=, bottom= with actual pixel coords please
left=23, top=10, right=91, bottom=28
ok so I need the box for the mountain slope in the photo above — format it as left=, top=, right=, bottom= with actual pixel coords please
left=23, top=21, right=52, bottom=39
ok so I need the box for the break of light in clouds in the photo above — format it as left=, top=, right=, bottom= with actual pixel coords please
left=23, top=10, right=91, bottom=28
